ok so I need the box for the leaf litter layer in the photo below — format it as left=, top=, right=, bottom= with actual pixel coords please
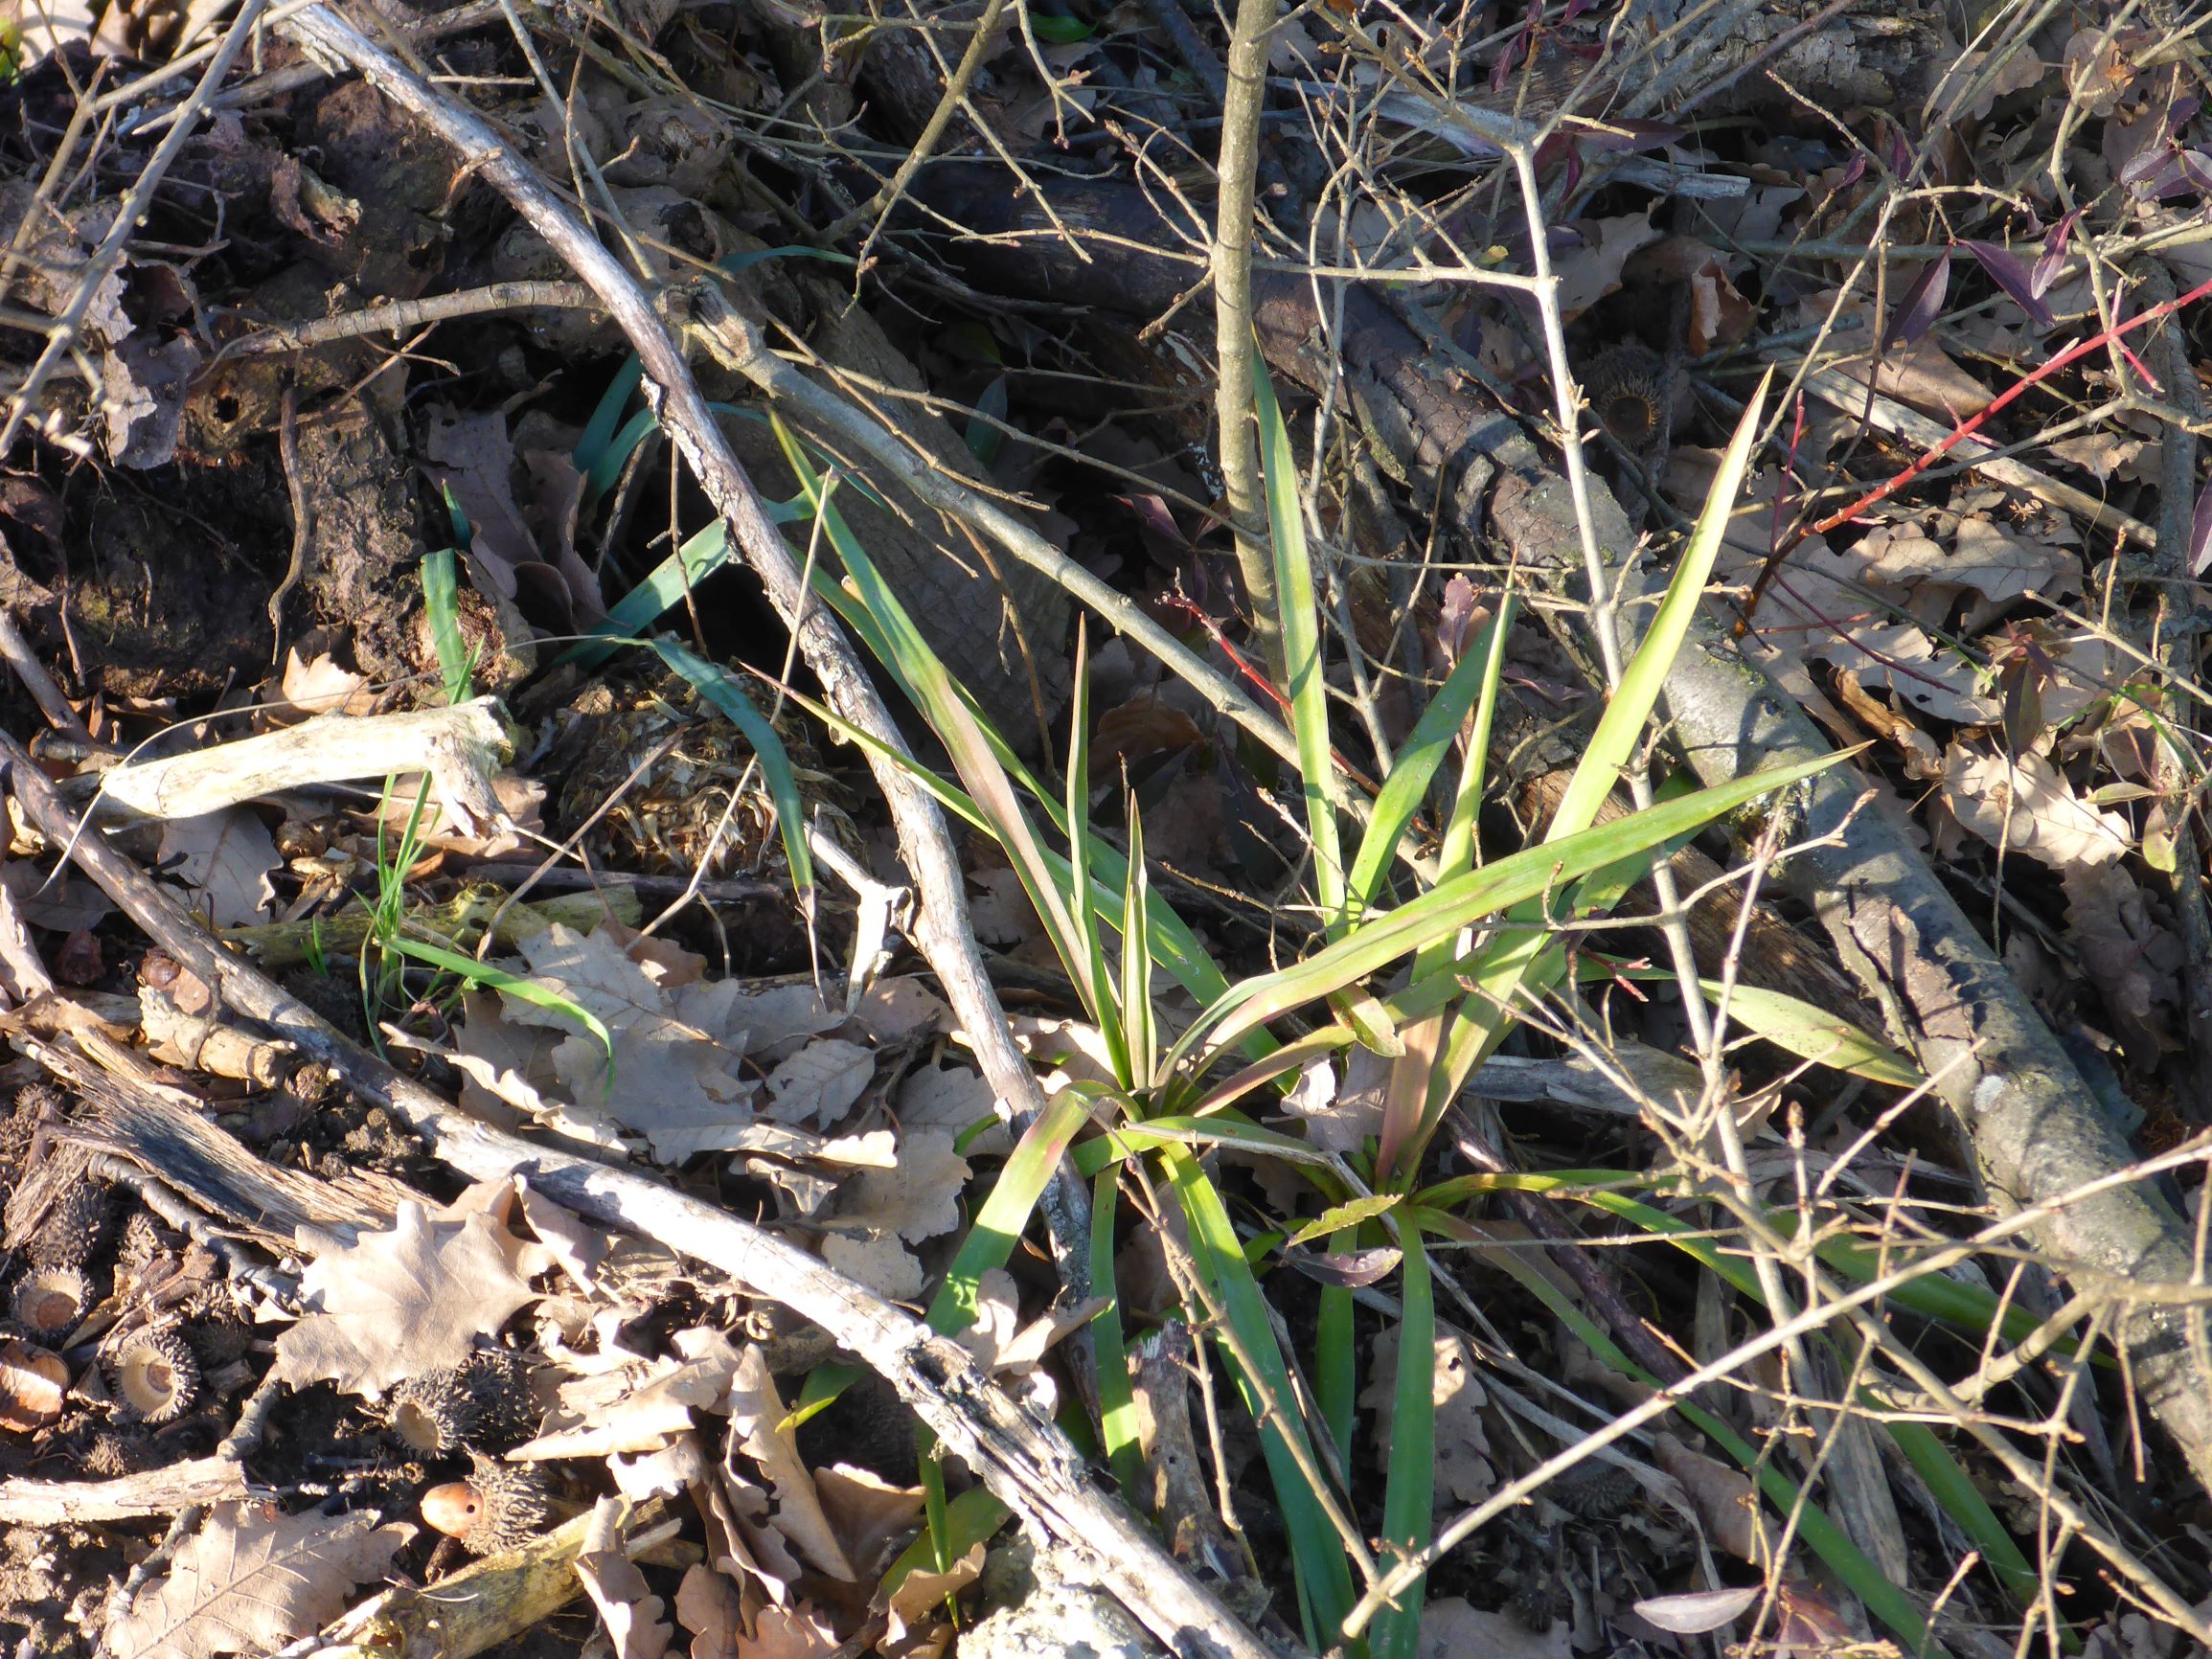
left=2, top=1, right=2212, bottom=1658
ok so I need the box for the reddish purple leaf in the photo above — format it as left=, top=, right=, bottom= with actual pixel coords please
left=1838, top=152, right=1866, bottom=189
left=1883, top=123, right=1911, bottom=178
left=1881, top=252, right=1950, bottom=350
left=1962, top=239, right=2055, bottom=329
left=2191, top=479, right=2212, bottom=578
left=2034, top=206, right=2084, bottom=298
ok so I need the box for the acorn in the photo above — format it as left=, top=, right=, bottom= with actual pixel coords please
left=11, top=1265, right=90, bottom=1340
left=26, top=1177, right=113, bottom=1269
left=421, top=1451, right=554, bottom=1554
left=108, top=1327, right=200, bottom=1424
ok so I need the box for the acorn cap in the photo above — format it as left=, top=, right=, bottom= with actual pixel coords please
left=109, top=1328, right=200, bottom=1425
left=421, top=1451, right=554, bottom=1555
left=26, top=1178, right=112, bottom=1269
left=11, top=1265, right=90, bottom=1339
left=457, top=1347, right=538, bottom=1449
left=384, top=1368, right=484, bottom=1456
left=184, top=1291, right=253, bottom=1368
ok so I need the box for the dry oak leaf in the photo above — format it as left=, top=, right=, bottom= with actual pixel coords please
left=503, top=925, right=757, bottom=1161
left=819, top=1232, right=923, bottom=1303
left=1418, top=1599, right=1570, bottom=1659
left=1941, top=744, right=2132, bottom=868
left=2063, top=861, right=2184, bottom=1061
left=726, top=1345, right=855, bottom=1581
left=744, top=1603, right=839, bottom=1659
left=763, top=1039, right=875, bottom=1130
left=273, top=1200, right=541, bottom=1397
left=1653, top=1430, right=1765, bottom=1564
left=576, top=1498, right=674, bottom=1659
left=832, top=1128, right=969, bottom=1244
left=107, top=1502, right=410, bottom=1659
left=1360, top=1325, right=1494, bottom=1506
left=158, top=809, right=279, bottom=927
left=673, top=1562, right=745, bottom=1659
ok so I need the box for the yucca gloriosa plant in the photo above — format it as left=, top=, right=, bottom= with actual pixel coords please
left=662, top=362, right=2058, bottom=1659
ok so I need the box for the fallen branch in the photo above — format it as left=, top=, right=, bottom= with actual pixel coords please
left=0, top=726, right=1291, bottom=1659
left=0, top=1458, right=261, bottom=1526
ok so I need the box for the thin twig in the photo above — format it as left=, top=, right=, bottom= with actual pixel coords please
left=1211, top=0, right=1286, bottom=691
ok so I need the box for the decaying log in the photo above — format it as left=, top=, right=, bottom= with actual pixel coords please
left=908, top=170, right=2212, bottom=1489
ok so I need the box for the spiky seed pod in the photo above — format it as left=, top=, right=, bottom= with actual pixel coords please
left=384, top=1368, right=485, bottom=1456
left=115, top=1211, right=183, bottom=1291
left=109, top=1328, right=200, bottom=1425
left=184, top=1291, right=253, bottom=1367
left=11, top=1265, right=90, bottom=1339
left=26, top=1178, right=112, bottom=1268
left=1585, top=344, right=1669, bottom=452
left=83, top=1432, right=157, bottom=1478
left=421, top=1452, right=554, bottom=1555
left=457, top=1348, right=538, bottom=1449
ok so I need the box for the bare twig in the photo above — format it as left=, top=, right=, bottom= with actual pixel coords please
left=222, top=282, right=601, bottom=357
left=1211, top=0, right=1286, bottom=690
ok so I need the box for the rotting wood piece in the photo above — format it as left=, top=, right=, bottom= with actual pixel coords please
left=908, top=169, right=2212, bottom=1491
left=0, top=1456, right=261, bottom=1526
left=0, top=725, right=1294, bottom=1659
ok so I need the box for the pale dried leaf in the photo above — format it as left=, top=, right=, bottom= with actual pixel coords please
left=274, top=1201, right=541, bottom=1397
left=504, top=926, right=756, bottom=1160
left=1634, top=1585, right=1763, bottom=1634
left=726, top=1347, right=855, bottom=1580
left=276, top=651, right=378, bottom=720
left=763, top=1039, right=876, bottom=1130
left=833, top=1129, right=969, bottom=1243
left=576, top=1499, right=674, bottom=1659
left=728, top=985, right=842, bottom=1057
left=853, top=976, right=951, bottom=1041
left=744, top=1603, right=839, bottom=1659
left=967, top=867, right=1038, bottom=947
left=158, top=810, right=278, bottom=927
left=1552, top=211, right=1661, bottom=321
left=813, top=1465, right=924, bottom=1580
left=106, top=1503, right=409, bottom=1659
left=819, top=1232, right=922, bottom=1303
left=1653, top=1431, right=1764, bottom=1563
left=1360, top=1325, right=1493, bottom=1505
left=883, top=1544, right=985, bottom=1642
left=0, top=882, right=55, bottom=1006
left=1418, top=1598, right=1570, bottom=1659
left=1942, top=745, right=2132, bottom=868
left=896, top=1062, right=1006, bottom=1155
left=2063, top=862, right=2184, bottom=1059
left=673, top=1563, right=744, bottom=1659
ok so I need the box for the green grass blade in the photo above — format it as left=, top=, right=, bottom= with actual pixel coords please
left=1064, top=626, right=1129, bottom=1079
left=879, top=1485, right=1009, bottom=1602
left=925, top=1091, right=1094, bottom=1339
left=383, top=935, right=612, bottom=1062
left=573, top=356, right=645, bottom=482
left=1372, top=1225, right=1434, bottom=1659
left=1347, top=604, right=1512, bottom=912
left=421, top=549, right=472, bottom=705
left=1316, top=1240, right=1357, bottom=1472
left=1091, top=1166, right=1147, bottom=1500
left=651, top=636, right=814, bottom=905
left=772, top=417, right=1092, bottom=995
left=583, top=407, right=660, bottom=501
left=1169, top=749, right=1849, bottom=1076
left=1162, top=1146, right=1356, bottom=1646
left=1121, top=804, right=1156, bottom=1091
left=1253, top=354, right=1345, bottom=928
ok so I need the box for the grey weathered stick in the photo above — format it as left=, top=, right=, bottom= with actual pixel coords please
left=0, top=1458, right=259, bottom=1526
left=273, top=3, right=1093, bottom=1285
left=0, top=731, right=1280, bottom=1659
